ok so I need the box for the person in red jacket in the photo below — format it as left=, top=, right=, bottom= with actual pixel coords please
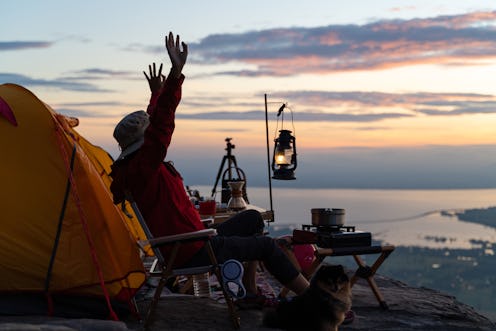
left=110, top=32, right=309, bottom=302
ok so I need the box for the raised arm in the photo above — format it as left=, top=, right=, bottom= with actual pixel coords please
left=166, top=31, right=188, bottom=79
left=140, top=32, right=187, bottom=166
left=144, top=62, right=164, bottom=95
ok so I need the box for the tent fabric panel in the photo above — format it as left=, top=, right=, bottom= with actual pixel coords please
left=0, top=84, right=70, bottom=289
left=77, top=135, right=148, bottom=243
left=50, top=134, right=145, bottom=294
left=0, top=84, right=145, bottom=302
left=0, top=95, right=17, bottom=125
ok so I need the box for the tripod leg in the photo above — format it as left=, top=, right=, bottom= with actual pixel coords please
left=211, top=156, right=228, bottom=197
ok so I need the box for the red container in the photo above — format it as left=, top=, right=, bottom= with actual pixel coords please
left=199, top=200, right=216, bottom=216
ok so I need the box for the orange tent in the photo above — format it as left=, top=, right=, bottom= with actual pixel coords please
left=0, top=83, right=146, bottom=318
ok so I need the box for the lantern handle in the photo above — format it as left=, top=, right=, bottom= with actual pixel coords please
left=274, top=103, right=296, bottom=140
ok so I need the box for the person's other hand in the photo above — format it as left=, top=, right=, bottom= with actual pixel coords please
left=143, top=62, right=164, bottom=94
left=165, top=31, right=188, bottom=78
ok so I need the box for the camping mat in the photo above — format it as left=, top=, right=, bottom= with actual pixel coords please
left=135, top=267, right=281, bottom=304
left=210, top=268, right=279, bottom=303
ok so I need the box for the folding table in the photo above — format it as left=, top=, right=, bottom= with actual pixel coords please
left=279, top=236, right=395, bottom=310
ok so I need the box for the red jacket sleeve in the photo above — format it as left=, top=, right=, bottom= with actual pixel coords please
left=140, top=71, right=185, bottom=167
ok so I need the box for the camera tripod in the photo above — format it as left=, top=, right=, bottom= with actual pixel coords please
left=211, top=137, right=249, bottom=204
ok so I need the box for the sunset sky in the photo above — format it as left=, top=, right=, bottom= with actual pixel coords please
left=2, top=0, right=496, bottom=189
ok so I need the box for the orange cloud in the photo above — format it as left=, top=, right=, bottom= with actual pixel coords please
left=191, top=10, right=496, bottom=77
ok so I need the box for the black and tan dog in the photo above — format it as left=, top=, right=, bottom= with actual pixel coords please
left=263, top=264, right=352, bottom=331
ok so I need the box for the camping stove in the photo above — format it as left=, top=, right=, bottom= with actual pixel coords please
left=301, top=224, right=372, bottom=248
left=302, top=224, right=356, bottom=233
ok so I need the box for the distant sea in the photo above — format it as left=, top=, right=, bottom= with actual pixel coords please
left=194, top=186, right=496, bottom=320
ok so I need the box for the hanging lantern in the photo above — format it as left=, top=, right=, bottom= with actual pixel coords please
left=272, top=129, right=297, bottom=180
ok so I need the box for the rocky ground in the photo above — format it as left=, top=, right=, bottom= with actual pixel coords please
left=0, top=274, right=494, bottom=331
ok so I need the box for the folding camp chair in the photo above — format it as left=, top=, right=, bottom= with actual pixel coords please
left=125, top=194, right=241, bottom=330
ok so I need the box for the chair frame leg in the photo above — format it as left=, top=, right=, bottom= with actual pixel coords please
left=205, top=242, right=241, bottom=329
left=143, top=240, right=241, bottom=330
left=143, top=242, right=180, bottom=330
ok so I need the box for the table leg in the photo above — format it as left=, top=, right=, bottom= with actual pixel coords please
left=278, top=243, right=394, bottom=311
left=352, top=253, right=389, bottom=309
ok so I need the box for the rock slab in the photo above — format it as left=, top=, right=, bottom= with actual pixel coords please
left=0, top=274, right=494, bottom=331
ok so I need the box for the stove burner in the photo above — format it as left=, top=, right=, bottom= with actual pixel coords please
left=302, top=224, right=356, bottom=233
left=300, top=224, right=370, bottom=248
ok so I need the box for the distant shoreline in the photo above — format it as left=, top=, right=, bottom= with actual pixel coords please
left=453, top=206, right=496, bottom=229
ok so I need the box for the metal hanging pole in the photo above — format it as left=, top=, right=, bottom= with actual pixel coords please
left=264, top=94, right=274, bottom=222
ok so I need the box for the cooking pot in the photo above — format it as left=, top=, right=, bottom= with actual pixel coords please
left=311, top=208, right=345, bottom=226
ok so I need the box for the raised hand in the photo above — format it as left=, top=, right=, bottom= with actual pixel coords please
left=165, top=31, right=188, bottom=78
left=143, top=62, right=164, bottom=94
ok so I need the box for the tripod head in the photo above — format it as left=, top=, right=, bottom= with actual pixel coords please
left=225, top=137, right=235, bottom=155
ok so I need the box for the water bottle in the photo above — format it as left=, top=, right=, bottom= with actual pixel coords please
left=192, top=272, right=211, bottom=297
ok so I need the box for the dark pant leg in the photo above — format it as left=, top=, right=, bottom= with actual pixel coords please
left=184, top=235, right=300, bottom=286
left=214, top=209, right=264, bottom=236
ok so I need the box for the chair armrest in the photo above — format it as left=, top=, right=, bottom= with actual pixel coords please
left=201, top=218, right=214, bottom=227
left=138, top=228, right=217, bottom=249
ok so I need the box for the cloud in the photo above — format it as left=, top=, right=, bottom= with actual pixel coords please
left=52, top=100, right=144, bottom=118
left=71, top=68, right=136, bottom=77
left=56, top=108, right=100, bottom=118
left=416, top=101, right=496, bottom=116
left=176, top=90, right=496, bottom=122
left=176, top=111, right=412, bottom=122
left=0, top=41, right=53, bottom=51
left=177, top=111, right=264, bottom=120
left=0, top=73, right=112, bottom=92
left=275, top=90, right=496, bottom=112
left=57, top=101, right=130, bottom=107
left=64, top=68, right=138, bottom=81
left=185, top=11, right=496, bottom=76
